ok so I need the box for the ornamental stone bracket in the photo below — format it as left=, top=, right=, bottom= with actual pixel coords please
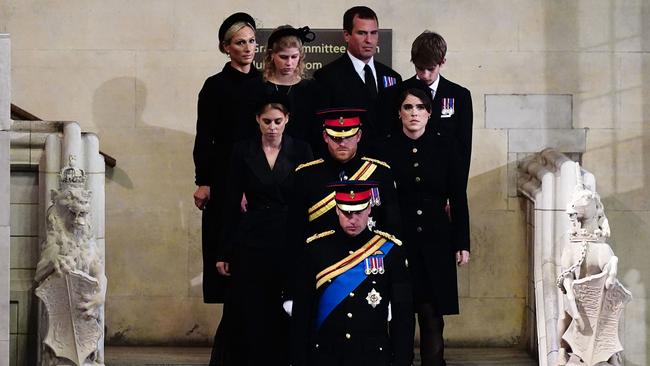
left=518, top=150, right=631, bottom=366
left=35, top=123, right=106, bottom=366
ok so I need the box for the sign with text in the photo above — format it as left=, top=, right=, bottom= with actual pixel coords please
left=253, top=29, right=393, bottom=78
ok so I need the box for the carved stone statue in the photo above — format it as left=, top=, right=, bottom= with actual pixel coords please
left=556, top=163, right=631, bottom=366
left=35, top=155, right=106, bottom=366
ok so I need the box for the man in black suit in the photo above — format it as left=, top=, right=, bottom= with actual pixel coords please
left=313, top=6, right=402, bottom=152
left=396, top=31, right=473, bottom=182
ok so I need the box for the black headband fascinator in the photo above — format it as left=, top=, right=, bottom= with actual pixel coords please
left=218, top=12, right=256, bottom=44
left=267, top=26, right=316, bottom=48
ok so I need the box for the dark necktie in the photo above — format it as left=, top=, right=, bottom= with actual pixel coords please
left=363, top=64, right=378, bottom=99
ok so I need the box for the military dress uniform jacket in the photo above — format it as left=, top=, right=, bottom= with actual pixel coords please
left=287, top=154, right=402, bottom=262
left=313, top=55, right=402, bottom=153
left=383, top=129, right=470, bottom=314
left=193, top=62, right=262, bottom=303
left=290, top=229, right=414, bottom=366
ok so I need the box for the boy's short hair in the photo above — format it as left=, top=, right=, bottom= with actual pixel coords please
left=411, top=31, right=447, bottom=67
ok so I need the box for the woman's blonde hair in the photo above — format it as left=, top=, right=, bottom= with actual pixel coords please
left=263, top=26, right=306, bottom=81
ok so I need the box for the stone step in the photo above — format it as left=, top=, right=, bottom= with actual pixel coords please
left=105, top=346, right=538, bottom=366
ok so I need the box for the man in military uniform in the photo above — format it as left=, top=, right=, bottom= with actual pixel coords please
left=287, top=108, right=401, bottom=261
left=290, top=181, right=414, bottom=366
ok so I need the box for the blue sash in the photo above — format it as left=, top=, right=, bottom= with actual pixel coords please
left=315, top=240, right=394, bottom=329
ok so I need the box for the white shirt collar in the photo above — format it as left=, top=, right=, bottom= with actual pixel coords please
left=417, top=74, right=441, bottom=96
left=347, top=51, right=376, bottom=83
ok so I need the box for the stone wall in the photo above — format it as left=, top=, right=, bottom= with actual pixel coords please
left=0, top=1, right=648, bottom=361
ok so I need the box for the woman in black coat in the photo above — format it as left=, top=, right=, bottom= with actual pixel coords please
left=192, top=12, right=261, bottom=366
left=216, top=95, right=313, bottom=365
left=383, top=88, right=470, bottom=366
left=193, top=12, right=261, bottom=303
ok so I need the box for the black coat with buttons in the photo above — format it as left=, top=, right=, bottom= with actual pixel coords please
left=290, top=229, right=414, bottom=366
left=382, top=129, right=470, bottom=315
left=379, top=75, right=473, bottom=182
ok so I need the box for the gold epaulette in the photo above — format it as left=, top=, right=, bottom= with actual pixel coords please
left=374, top=230, right=402, bottom=246
left=306, top=230, right=336, bottom=244
left=362, top=157, right=390, bottom=169
left=295, top=158, right=324, bottom=172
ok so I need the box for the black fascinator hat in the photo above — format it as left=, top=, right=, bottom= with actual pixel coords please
left=267, top=26, right=316, bottom=48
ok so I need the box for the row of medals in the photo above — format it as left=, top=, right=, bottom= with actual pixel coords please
left=364, top=256, right=385, bottom=275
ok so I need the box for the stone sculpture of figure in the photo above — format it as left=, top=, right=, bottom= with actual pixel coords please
left=34, top=155, right=106, bottom=366
left=556, top=163, right=631, bottom=366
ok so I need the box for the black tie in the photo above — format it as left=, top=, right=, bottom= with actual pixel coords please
left=363, top=64, right=378, bottom=99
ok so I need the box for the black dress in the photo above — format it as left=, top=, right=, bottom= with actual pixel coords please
left=383, top=129, right=470, bottom=315
left=219, top=135, right=313, bottom=365
left=193, top=62, right=262, bottom=303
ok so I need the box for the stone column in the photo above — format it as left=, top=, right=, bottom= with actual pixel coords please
left=1, top=33, right=12, bottom=366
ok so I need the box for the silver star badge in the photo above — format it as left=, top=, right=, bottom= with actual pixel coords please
left=366, top=288, right=382, bottom=308
left=367, top=216, right=376, bottom=231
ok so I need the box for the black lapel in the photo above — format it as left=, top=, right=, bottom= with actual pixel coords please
left=431, top=76, right=449, bottom=125
left=375, top=62, right=389, bottom=92
left=244, top=139, right=274, bottom=186
left=342, top=55, right=368, bottom=91
left=272, top=135, right=294, bottom=184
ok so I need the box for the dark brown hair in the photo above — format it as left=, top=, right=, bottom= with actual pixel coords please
left=398, top=88, right=432, bottom=113
left=411, top=31, right=447, bottom=67
left=343, top=6, right=378, bottom=33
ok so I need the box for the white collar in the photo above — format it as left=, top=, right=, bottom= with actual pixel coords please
left=347, top=51, right=376, bottom=80
left=417, top=74, right=441, bottom=93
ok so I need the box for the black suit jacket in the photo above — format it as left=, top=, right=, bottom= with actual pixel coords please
left=314, top=54, right=402, bottom=152
left=219, top=135, right=314, bottom=260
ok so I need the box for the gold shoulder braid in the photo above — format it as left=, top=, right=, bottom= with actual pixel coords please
left=373, top=230, right=402, bottom=246
left=295, top=158, right=324, bottom=172
left=362, top=157, right=390, bottom=169
left=306, top=230, right=336, bottom=244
